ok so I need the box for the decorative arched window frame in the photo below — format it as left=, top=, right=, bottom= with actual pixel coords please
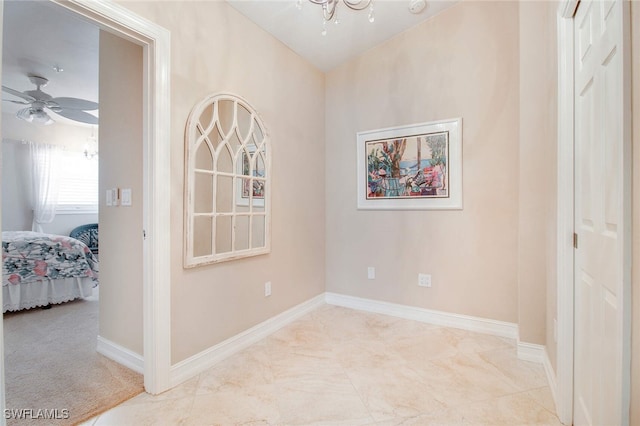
left=184, top=93, right=271, bottom=267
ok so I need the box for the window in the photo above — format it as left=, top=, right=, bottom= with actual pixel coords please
left=56, top=150, right=98, bottom=213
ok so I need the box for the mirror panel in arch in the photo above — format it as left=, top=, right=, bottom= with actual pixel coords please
left=184, top=93, right=271, bottom=267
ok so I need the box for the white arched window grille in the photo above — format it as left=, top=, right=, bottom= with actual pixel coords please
left=184, top=93, right=270, bottom=267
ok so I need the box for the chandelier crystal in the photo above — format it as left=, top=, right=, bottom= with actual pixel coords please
left=84, top=126, right=98, bottom=160
left=301, top=0, right=375, bottom=35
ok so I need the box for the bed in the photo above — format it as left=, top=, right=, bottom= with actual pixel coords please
left=2, top=231, right=99, bottom=313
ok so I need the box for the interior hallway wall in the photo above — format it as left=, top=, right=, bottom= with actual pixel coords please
left=116, top=1, right=326, bottom=364
left=98, top=31, right=144, bottom=354
left=325, top=2, right=521, bottom=324
left=518, top=1, right=558, bottom=351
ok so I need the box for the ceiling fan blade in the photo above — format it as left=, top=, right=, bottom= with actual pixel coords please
left=51, top=97, right=98, bottom=111
left=3, top=99, right=30, bottom=105
left=2, top=86, right=36, bottom=103
left=24, top=89, right=52, bottom=101
left=54, top=108, right=99, bottom=125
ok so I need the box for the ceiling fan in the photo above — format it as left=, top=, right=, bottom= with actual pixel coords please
left=2, top=75, right=98, bottom=125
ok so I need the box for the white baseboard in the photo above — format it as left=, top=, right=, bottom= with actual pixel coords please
left=97, top=335, right=144, bottom=374
left=169, top=293, right=326, bottom=388
left=516, top=342, right=560, bottom=417
left=324, top=292, right=518, bottom=339
left=517, top=340, right=546, bottom=363
left=542, top=347, right=559, bottom=414
left=167, top=292, right=557, bottom=395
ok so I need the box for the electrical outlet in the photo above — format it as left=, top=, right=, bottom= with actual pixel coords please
left=418, top=273, right=431, bottom=287
left=367, top=267, right=375, bottom=280
left=265, top=281, right=272, bottom=297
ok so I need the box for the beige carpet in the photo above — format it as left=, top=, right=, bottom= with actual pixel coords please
left=3, top=290, right=144, bottom=426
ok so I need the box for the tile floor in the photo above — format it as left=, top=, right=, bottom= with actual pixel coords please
left=83, top=305, right=562, bottom=425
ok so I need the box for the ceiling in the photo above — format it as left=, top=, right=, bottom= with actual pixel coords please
left=1, top=0, right=455, bottom=128
left=1, top=1, right=99, bottom=127
left=226, top=0, right=458, bottom=72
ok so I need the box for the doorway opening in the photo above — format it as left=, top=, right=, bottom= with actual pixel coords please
left=0, top=0, right=172, bottom=418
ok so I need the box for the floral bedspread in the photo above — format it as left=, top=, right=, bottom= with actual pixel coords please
left=2, top=231, right=99, bottom=286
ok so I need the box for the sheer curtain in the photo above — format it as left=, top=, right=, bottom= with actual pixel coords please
left=29, top=142, right=62, bottom=233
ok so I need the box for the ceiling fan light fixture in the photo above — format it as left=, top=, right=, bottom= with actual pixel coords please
left=16, top=106, right=53, bottom=125
left=16, top=107, right=34, bottom=123
left=32, top=109, right=53, bottom=125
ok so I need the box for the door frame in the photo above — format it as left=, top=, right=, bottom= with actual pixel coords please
left=0, top=0, right=172, bottom=412
left=556, top=1, right=633, bottom=424
left=555, top=2, right=578, bottom=423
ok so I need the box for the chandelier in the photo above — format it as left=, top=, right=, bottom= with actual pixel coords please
left=298, top=0, right=374, bottom=35
left=84, top=126, right=98, bottom=160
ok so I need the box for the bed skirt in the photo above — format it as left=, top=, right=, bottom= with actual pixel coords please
left=3, top=277, right=96, bottom=313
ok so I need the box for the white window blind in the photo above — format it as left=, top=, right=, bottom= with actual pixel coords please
left=57, top=151, right=98, bottom=212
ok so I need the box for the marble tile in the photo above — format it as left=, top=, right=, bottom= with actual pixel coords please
left=196, top=344, right=276, bottom=395
left=184, top=385, right=281, bottom=425
left=366, top=407, right=466, bottom=426
left=477, top=347, right=549, bottom=391
left=345, top=360, right=448, bottom=421
left=373, top=314, right=441, bottom=341
left=336, top=337, right=409, bottom=371
left=413, top=352, right=521, bottom=408
left=310, top=306, right=403, bottom=342
left=88, top=306, right=560, bottom=425
left=456, top=391, right=563, bottom=425
left=390, top=327, right=469, bottom=363
left=92, top=395, right=193, bottom=426
left=125, top=374, right=200, bottom=405
left=445, top=327, right=515, bottom=353
left=526, top=386, right=558, bottom=414
left=269, top=351, right=346, bottom=386
left=269, top=315, right=333, bottom=347
left=372, top=391, right=561, bottom=426
left=273, top=373, right=373, bottom=425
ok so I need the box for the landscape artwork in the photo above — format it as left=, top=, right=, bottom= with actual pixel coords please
left=356, top=118, right=462, bottom=210
left=365, top=131, right=449, bottom=200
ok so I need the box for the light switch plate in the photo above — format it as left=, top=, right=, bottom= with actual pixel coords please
left=121, top=188, right=132, bottom=206
left=111, top=188, right=119, bottom=206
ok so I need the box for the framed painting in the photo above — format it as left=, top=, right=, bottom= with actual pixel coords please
left=357, top=118, right=462, bottom=210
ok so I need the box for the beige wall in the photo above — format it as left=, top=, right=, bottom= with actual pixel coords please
left=98, top=31, right=144, bottom=354
left=116, top=1, right=326, bottom=363
left=631, top=2, right=639, bottom=424
left=518, top=1, right=558, bottom=349
left=325, top=2, right=520, bottom=323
